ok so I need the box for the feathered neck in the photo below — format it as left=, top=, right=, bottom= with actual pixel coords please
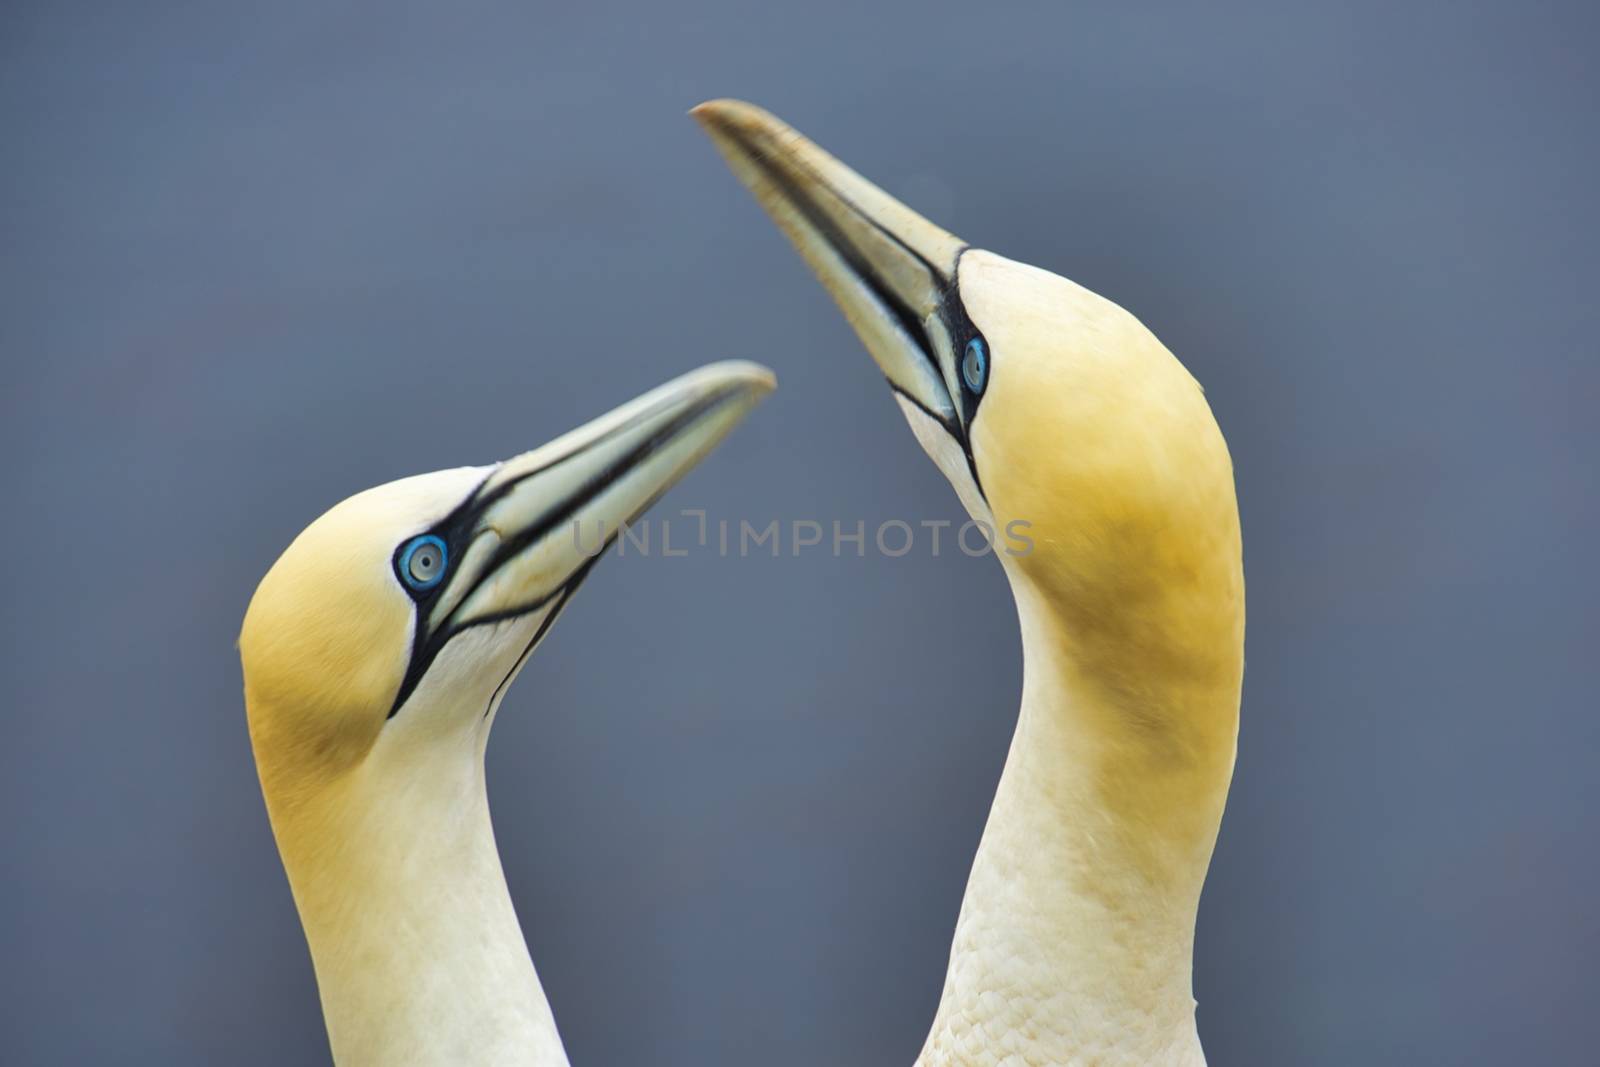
left=916, top=569, right=1241, bottom=1066
left=258, top=727, right=570, bottom=1067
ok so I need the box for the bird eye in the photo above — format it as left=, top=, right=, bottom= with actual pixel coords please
left=399, top=535, right=448, bottom=592
left=961, top=336, right=988, bottom=395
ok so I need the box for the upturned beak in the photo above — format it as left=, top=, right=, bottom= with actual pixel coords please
left=389, top=360, right=774, bottom=715
left=693, top=99, right=972, bottom=438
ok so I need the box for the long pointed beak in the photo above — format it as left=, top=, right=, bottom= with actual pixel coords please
left=692, top=99, right=970, bottom=434
left=389, top=360, right=773, bottom=715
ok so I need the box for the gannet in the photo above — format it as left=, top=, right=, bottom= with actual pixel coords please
left=239, top=362, right=773, bottom=1066
left=695, top=101, right=1243, bottom=1066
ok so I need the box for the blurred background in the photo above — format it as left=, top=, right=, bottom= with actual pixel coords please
left=3, top=1, right=1596, bottom=1064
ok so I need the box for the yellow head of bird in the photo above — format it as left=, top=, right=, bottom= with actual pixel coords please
left=694, top=101, right=1242, bottom=697
left=239, top=362, right=774, bottom=815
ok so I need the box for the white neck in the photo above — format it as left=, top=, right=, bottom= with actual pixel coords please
left=916, top=581, right=1233, bottom=1067
left=272, top=730, right=569, bottom=1067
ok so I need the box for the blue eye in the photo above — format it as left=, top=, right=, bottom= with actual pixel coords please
left=961, top=337, right=988, bottom=395
left=399, top=535, right=448, bottom=592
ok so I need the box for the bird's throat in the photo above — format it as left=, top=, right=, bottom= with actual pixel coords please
left=263, top=734, right=570, bottom=1067
left=917, top=577, right=1239, bottom=1067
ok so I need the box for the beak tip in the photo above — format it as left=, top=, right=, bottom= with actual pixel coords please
left=710, top=358, right=777, bottom=398
left=689, top=97, right=735, bottom=119
left=689, top=98, right=774, bottom=138
left=687, top=99, right=724, bottom=133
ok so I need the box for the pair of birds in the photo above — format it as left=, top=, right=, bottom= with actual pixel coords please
left=240, top=101, right=1244, bottom=1066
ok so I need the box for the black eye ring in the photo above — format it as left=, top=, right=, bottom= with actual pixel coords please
left=398, top=534, right=448, bottom=592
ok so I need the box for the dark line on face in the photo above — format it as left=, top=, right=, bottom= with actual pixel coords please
left=481, top=545, right=606, bottom=720
left=476, top=388, right=735, bottom=581
left=484, top=625, right=543, bottom=723
left=766, top=155, right=987, bottom=495
left=938, top=253, right=988, bottom=497
left=738, top=138, right=955, bottom=404
left=481, top=584, right=568, bottom=721
left=387, top=469, right=495, bottom=718
left=387, top=387, right=743, bottom=719
left=886, top=381, right=954, bottom=434
left=460, top=390, right=684, bottom=518
left=448, top=584, right=567, bottom=640
left=710, top=120, right=987, bottom=499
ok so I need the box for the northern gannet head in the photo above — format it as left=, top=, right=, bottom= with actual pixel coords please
left=694, top=102, right=1242, bottom=719
left=240, top=361, right=774, bottom=816
left=241, top=361, right=773, bottom=1065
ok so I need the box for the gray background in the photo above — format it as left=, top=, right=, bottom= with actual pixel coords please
left=4, top=1, right=1596, bottom=1064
